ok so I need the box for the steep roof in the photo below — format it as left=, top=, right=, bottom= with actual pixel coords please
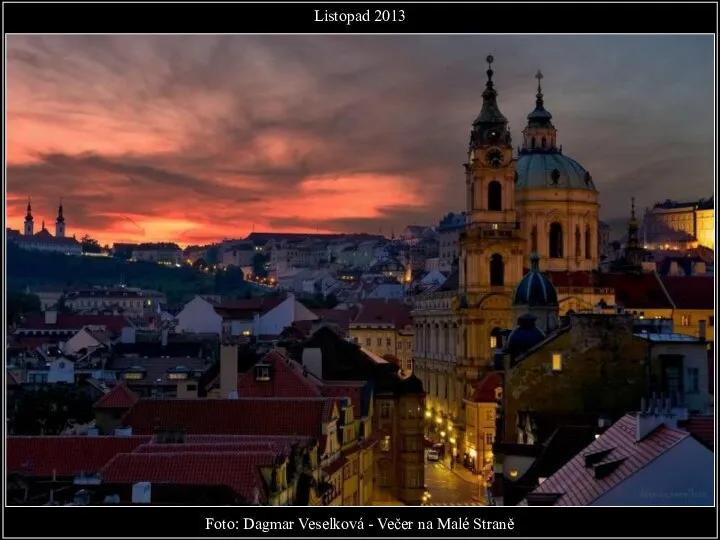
left=17, top=314, right=131, bottom=334
left=598, top=272, right=673, bottom=310
left=522, top=414, right=691, bottom=506
left=469, top=373, right=503, bottom=403
left=93, top=383, right=138, bottom=409
left=99, top=451, right=275, bottom=503
left=237, top=351, right=322, bottom=398
left=214, top=298, right=284, bottom=320
left=679, top=415, right=714, bottom=451
left=351, top=299, right=412, bottom=330
left=121, top=397, right=337, bottom=438
left=7, top=436, right=150, bottom=477
left=660, top=275, right=714, bottom=310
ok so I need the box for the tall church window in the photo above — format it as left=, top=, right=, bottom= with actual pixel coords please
left=488, top=181, right=502, bottom=211
left=531, top=226, right=538, bottom=253
left=549, top=223, right=563, bottom=258
left=541, top=137, right=547, bottom=149
left=575, top=226, right=582, bottom=258
left=489, top=254, right=504, bottom=286
left=585, top=227, right=592, bottom=259
left=531, top=137, right=536, bottom=149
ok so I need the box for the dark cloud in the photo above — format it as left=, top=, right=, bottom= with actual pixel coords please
left=7, top=35, right=714, bottom=245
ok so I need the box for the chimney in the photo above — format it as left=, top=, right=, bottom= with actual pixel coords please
left=699, top=320, right=707, bottom=342
left=636, top=396, right=677, bottom=441
left=694, top=261, right=706, bottom=275
left=301, top=347, right=323, bottom=379
left=160, top=328, right=169, bottom=348
left=220, top=344, right=238, bottom=399
left=44, top=310, right=58, bottom=325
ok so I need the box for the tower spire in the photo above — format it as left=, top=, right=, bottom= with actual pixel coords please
left=526, top=69, right=553, bottom=128
left=57, top=198, right=65, bottom=223
left=26, top=197, right=33, bottom=220
left=472, top=55, right=508, bottom=132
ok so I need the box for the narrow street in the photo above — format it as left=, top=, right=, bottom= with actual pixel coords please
left=424, top=459, right=487, bottom=505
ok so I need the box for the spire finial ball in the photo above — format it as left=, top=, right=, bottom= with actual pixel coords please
left=486, top=55, right=494, bottom=65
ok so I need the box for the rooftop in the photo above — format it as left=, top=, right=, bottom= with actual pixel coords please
left=521, top=414, right=691, bottom=506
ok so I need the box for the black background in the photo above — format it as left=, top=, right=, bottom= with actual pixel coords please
left=4, top=506, right=718, bottom=537
left=2, top=2, right=717, bottom=33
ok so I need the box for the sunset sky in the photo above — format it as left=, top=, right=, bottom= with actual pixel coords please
left=6, top=35, right=715, bottom=247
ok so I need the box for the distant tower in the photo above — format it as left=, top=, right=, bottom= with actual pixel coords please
left=24, top=197, right=34, bottom=236
left=41, top=219, right=46, bottom=231
left=624, top=197, right=645, bottom=269
left=55, top=199, right=66, bottom=238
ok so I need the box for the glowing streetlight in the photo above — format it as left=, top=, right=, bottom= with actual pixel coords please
left=425, top=410, right=432, bottom=419
left=449, top=437, right=456, bottom=445
left=440, top=431, right=446, bottom=438
left=435, top=416, right=442, bottom=424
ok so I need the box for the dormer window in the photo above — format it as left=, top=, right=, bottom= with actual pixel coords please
left=123, top=366, right=147, bottom=380
left=167, top=366, right=190, bottom=380
left=255, top=363, right=271, bottom=382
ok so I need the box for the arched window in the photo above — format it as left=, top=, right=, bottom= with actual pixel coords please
left=531, top=137, right=536, bottom=149
left=575, top=226, right=582, bottom=258
left=585, top=227, right=592, bottom=259
left=490, top=253, right=504, bottom=286
left=541, top=137, right=547, bottom=149
left=488, top=181, right=502, bottom=211
left=549, top=223, right=563, bottom=258
left=531, top=225, right=538, bottom=253
left=469, top=183, right=475, bottom=211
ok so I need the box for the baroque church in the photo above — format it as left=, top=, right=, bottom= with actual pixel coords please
left=412, top=56, right=609, bottom=457
left=9, top=199, right=82, bottom=255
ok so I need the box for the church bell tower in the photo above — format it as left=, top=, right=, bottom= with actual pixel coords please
left=456, top=56, right=526, bottom=375
left=460, top=56, right=525, bottom=295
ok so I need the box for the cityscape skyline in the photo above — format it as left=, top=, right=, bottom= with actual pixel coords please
left=7, top=35, right=715, bottom=246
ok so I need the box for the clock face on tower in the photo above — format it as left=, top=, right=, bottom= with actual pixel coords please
left=485, top=148, right=504, bottom=169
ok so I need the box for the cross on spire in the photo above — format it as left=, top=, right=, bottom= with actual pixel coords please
left=535, top=70, right=544, bottom=94
left=631, top=197, right=636, bottom=219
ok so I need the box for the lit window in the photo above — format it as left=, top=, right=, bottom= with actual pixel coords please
left=255, top=366, right=271, bottom=382
left=380, top=436, right=391, bottom=452
left=551, top=353, right=563, bottom=372
left=492, top=223, right=499, bottom=230
left=490, top=336, right=497, bottom=349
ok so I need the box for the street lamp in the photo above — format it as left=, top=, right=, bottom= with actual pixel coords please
left=425, top=410, right=432, bottom=419
left=440, top=431, right=446, bottom=438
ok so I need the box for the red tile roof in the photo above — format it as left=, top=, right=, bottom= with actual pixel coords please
left=17, top=314, right=131, bottom=334
left=214, top=298, right=284, bottom=320
left=7, top=436, right=150, bottom=477
left=545, top=271, right=598, bottom=288
left=523, top=414, right=690, bottom=506
left=93, top=383, right=138, bottom=409
left=311, top=308, right=359, bottom=331
left=320, top=382, right=367, bottom=418
left=469, top=373, right=503, bottom=403
left=599, top=272, right=673, bottom=309
left=179, top=434, right=316, bottom=446
left=121, top=397, right=338, bottom=438
left=100, top=451, right=275, bottom=502
left=351, top=299, right=412, bottom=330
left=679, top=415, right=714, bottom=451
left=237, top=351, right=322, bottom=398
left=134, top=442, right=286, bottom=454
left=660, top=276, right=715, bottom=310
